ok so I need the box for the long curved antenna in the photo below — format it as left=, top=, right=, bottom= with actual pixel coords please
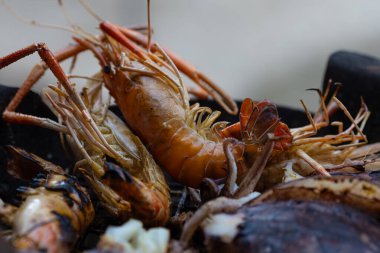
left=58, top=0, right=76, bottom=27
left=59, top=0, right=102, bottom=46
left=78, top=0, right=104, bottom=22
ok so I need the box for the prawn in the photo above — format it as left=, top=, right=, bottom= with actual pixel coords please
left=0, top=146, right=94, bottom=253
left=44, top=75, right=171, bottom=225
left=96, top=21, right=292, bottom=188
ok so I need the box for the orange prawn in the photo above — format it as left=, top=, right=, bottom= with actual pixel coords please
left=96, top=21, right=292, bottom=188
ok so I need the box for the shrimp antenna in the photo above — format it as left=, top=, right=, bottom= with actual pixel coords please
left=78, top=0, right=104, bottom=22
left=58, top=0, right=76, bottom=27
left=0, top=0, right=76, bottom=33
left=0, top=0, right=98, bottom=44
left=58, top=0, right=100, bottom=45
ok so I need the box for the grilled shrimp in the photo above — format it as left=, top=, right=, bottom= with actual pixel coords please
left=81, top=21, right=290, bottom=189
left=43, top=76, right=171, bottom=225
left=0, top=146, right=94, bottom=253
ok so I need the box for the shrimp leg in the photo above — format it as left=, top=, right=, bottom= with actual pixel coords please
left=1, top=43, right=86, bottom=131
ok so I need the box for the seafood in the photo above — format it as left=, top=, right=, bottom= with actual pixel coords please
left=177, top=176, right=380, bottom=253
left=0, top=146, right=94, bottom=253
left=90, top=21, right=291, bottom=189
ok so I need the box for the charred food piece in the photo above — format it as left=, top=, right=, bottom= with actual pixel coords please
left=202, top=176, right=380, bottom=253
left=0, top=146, right=94, bottom=253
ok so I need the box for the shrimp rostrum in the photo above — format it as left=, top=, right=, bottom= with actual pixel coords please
left=0, top=146, right=94, bottom=253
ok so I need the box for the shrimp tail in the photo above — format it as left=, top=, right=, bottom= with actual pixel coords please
left=101, top=161, right=170, bottom=226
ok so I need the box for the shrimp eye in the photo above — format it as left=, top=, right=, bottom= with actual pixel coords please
left=103, top=65, right=112, bottom=74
